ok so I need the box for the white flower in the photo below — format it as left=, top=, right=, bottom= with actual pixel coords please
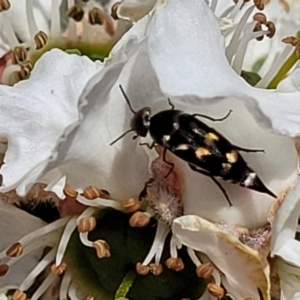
left=0, top=0, right=299, bottom=299
left=271, top=180, right=300, bottom=300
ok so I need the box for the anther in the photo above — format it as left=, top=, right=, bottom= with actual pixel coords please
left=12, top=46, right=27, bottom=64
left=19, top=61, right=33, bottom=80
left=253, top=12, right=267, bottom=25
left=196, top=263, right=214, bottom=279
left=122, top=198, right=140, bottom=212
left=0, top=264, right=9, bottom=276
left=253, top=23, right=264, bottom=41
left=83, top=185, right=102, bottom=199
left=11, top=289, right=27, bottom=300
left=136, top=262, right=149, bottom=275
left=93, top=240, right=111, bottom=258
left=51, top=263, right=67, bottom=275
left=84, top=296, right=94, bottom=300
left=253, top=0, right=264, bottom=10
left=266, top=21, right=276, bottom=38
left=149, top=263, right=163, bottom=276
left=6, top=242, right=23, bottom=257
left=78, top=217, right=96, bottom=233
left=0, top=0, right=10, bottom=12
left=207, top=283, right=225, bottom=299
left=67, top=5, right=84, bottom=22
left=282, top=36, right=299, bottom=47
left=88, top=7, right=105, bottom=25
left=34, top=31, right=48, bottom=50
left=165, top=257, right=184, bottom=271
left=111, top=2, right=121, bottom=20
left=63, top=184, right=78, bottom=198
left=129, top=211, right=150, bottom=227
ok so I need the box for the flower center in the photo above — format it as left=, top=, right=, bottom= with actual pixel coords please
left=0, top=0, right=125, bottom=85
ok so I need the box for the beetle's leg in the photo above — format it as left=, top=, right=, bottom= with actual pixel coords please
left=233, top=145, right=265, bottom=153
left=189, top=164, right=233, bottom=207
left=139, top=142, right=155, bottom=149
left=162, top=147, right=174, bottom=178
left=167, top=98, right=175, bottom=110
left=192, top=110, right=232, bottom=122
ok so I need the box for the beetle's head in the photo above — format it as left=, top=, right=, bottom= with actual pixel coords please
left=130, top=107, right=152, bottom=137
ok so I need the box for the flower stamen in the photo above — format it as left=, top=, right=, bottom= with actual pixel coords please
left=92, top=240, right=111, bottom=258
left=6, top=242, right=23, bottom=257
left=165, top=257, right=184, bottom=271
left=207, top=283, right=225, bottom=299
left=136, top=262, right=150, bottom=275
left=67, top=5, right=85, bottom=22
left=34, top=31, right=48, bottom=50
left=0, top=0, right=10, bottom=11
left=149, top=263, right=163, bottom=276
left=51, top=262, right=67, bottom=275
left=11, top=289, right=27, bottom=300
left=122, top=198, right=140, bottom=212
left=129, top=211, right=150, bottom=227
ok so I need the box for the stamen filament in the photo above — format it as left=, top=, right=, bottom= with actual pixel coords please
left=256, top=45, right=292, bottom=88
left=25, top=0, right=39, bottom=38
left=142, top=222, right=170, bottom=266
left=226, top=5, right=255, bottom=64
left=77, top=194, right=123, bottom=210
left=31, top=273, right=57, bottom=300
left=50, top=0, right=61, bottom=39
left=55, top=216, right=77, bottom=266
left=170, top=235, right=179, bottom=258
left=267, top=48, right=299, bottom=89
left=187, top=248, right=201, bottom=266
left=19, top=248, right=56, bottom=291
left=59, top=270, right=72, bottom=300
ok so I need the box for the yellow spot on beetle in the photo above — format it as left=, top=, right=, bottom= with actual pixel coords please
left=204, top=132, right=219, bottom=145
left=221, top=163, right=232, bottom=175
left=226, top=150, right=238, bottom=163
left=175, top=144, right=189, bottom=150
left=195, top=147, right=211, bottom=159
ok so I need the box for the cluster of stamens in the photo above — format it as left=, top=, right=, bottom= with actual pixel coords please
left=0, top=0, right=123, bottom=85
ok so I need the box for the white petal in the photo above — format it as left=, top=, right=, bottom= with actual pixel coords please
left=0, top=49, right=102, bottom=191
left=146, top=0, right=300, bottom=137
left=173, top=215, right=270, bottom=300
left=117, top=0, right=157, bottom=22
left=271, top=181, right=300, bottom=256
left=0, top=201, right=45, bottom=287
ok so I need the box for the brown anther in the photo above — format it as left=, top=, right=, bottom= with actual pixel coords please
left=282, top=36, right=299, bottom=47
left=19, top=61, right=33, bottom=80
left=93, top=240, right=111, bottom=258
left=253, top=12, right=267, bottom=25
left=6, top=242, right=23, bottom=257
left=207, top=283, right=225, bottom=299
left=11, top=289, right=27, bottom=300
left=136, top=262, right=149, bottom=275
left=78, top=217, right=96, bottom=233
left=34, top=31, right=48, bottom=50
left=99, top=189, right=110, bottom=197
left=51, top=263, right=67, bottom=275
left=196, top=263, right=214, bottom=279
left=111, top=2, right=120, bottom=20
left=12, top=46, right=27, bottom=64
left=253, top=23, right=264, bottom=41
left=0, top=0, right=10, bottom=11
left=84, top=296, right=94, bottom=300
left=129, top=211, right=150, bottom=227
left=0, top=264, right=9, bottom=276
left=149, top=263, right=163, bottom=276
left=63, top=184, right=78, bottom=198
left=67, top=5, right=84, bottom=22
left=122, top=198, right=140, bottom=212
left=253, top=0, right=264, bottom=10
left=266, top=21, right=276, bottom=38
left=165, top=257, right=184, bottom=271
left=83, top=185, right=101, bottom=199
left=88, top=7, right=105, bottom=25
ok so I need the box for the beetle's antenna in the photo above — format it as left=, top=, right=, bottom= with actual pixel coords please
left=119, top=85, right=136, bottom=114
left=110, top=128, right=135, bottom=146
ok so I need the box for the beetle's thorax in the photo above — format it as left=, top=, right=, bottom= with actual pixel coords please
left=130, top=107, right=152, bottom=137
left=149, top=110, right=183, bottom=143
